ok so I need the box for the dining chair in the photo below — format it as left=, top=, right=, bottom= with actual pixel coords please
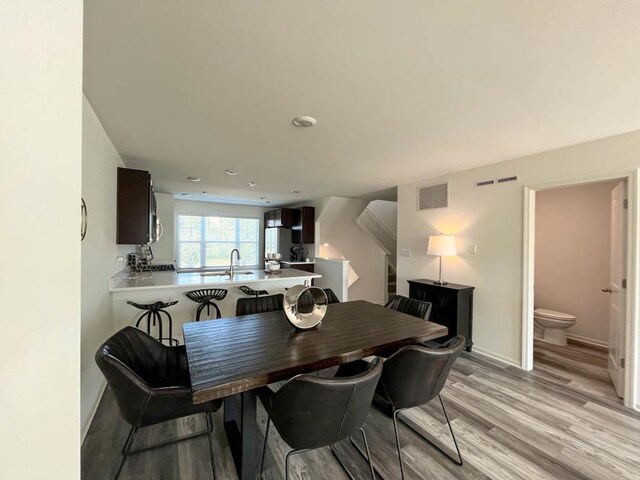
left=336, top=336, right=465, bottom=479
left=385, top=294, right=432, bottom=320
left=95, top=326, right=221, bottom=480
left=323, top=288, right=341, bottom=304
left=235, top=293, right=284, bottom=316
left=258, top=357, right=383, bottom=480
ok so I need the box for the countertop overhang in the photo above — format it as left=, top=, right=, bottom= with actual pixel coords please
left=109, top=268, right=320, bottom=293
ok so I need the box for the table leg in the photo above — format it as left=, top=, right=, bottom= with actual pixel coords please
left=224, top=390, right=258, bottom=480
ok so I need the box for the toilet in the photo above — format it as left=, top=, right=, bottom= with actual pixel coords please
left=534, top=308, right=576, bottom=346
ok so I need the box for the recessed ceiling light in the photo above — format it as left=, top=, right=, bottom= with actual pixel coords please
left=292, top=115, right=317, bottom=127
left=248, top=182, right=257, bottom=187
left=187, top=176, right=200, bottom=182
left=181, top=193, right=191, bottom=197
left=224, top=169, right=238, bottom=175
left=290, top=189, right=302, bottom=194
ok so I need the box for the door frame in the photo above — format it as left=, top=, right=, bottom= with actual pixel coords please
left=521, top=168, right=640, bottom=410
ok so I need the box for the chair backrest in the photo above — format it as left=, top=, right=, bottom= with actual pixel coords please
left=385, top=295, right=432, bottom=320
left=268, top=357, right=383, bottom=450
left=379, top=336, right=465, bottom=411
left=235, top=293, right=284, bottom=316
left=95, top=326, right=184, bottom=425
left=324, top=288, right=341, bottom=304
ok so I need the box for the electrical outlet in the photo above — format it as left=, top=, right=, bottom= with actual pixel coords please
left=400, top=249, right=412, bottom=257
left=468, top=245, right=477, bottom=254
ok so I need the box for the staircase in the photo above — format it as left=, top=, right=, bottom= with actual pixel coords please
left=387, top=262, right=397, bottom=300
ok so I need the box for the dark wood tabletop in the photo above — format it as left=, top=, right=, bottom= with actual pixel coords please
left=183, top=299, right=448, bottom=404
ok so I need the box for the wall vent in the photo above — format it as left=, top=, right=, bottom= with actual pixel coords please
left=476, top=179, right=495, bottom=187
left=417, top=183, right=448, bottom=210
left=497, top=175, right=518, bottom=183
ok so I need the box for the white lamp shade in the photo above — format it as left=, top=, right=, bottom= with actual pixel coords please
left=427, top=235, right=457, bottom=256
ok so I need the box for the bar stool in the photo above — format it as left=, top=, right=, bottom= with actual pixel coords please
left=185, top=288, right=228, bottom=321
left=238, top=285, right=269, bottom=297
left=127, top=300, right=179, bottom=346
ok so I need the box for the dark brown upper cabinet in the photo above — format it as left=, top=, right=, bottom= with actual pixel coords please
left=291, top=206, right=315, bottom=244
left=116, top=167, right=158, bottom=245
left=264, top=208, right=294, bottom=228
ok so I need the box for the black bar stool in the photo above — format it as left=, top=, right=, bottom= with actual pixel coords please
left=127, top=300, right=179, bottom=346
left=238, top=285, right=269, bottom=297
left=185, top=288, right=228, bottom=321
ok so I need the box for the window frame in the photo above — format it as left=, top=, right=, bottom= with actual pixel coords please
left=175, top=214, right=262, bottom=270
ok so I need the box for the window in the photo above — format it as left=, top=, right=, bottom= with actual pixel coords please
left=176, top=215, right=260, bottom=269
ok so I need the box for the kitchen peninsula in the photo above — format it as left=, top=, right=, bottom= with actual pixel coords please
left=110, top=268, right=320, bottom=342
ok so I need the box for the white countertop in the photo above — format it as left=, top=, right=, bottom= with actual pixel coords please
left=280, top=261, right=315, bottom=265
left=109, top=268, right=320, bottom=292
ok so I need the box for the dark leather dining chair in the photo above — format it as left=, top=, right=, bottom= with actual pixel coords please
left=95, top=326, right=221, bottom=480
left=385, top=294, right=432, bottom=321
left=336, top=336, right=465, bottom=479
left=258, top=357, right=384, bottom=480
left=235, top=293, right=284, bottom=316
left=323, top=288, right=341, bottom=304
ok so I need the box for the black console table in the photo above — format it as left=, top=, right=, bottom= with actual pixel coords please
left=407, top=279, right=474, bottom=352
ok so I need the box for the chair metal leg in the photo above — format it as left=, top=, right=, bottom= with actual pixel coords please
left=196, top=302, right=206, bottom=322
left=393, top=409, right=405, bottom=480
left=396, top=396, right=463, bottom=467
left=359, top=427, right=375, bottom=480
left=212, top=302, right=222, bottom=319
left=206, top=412, right=216, bottom=480
left=114, top=426, right=138, bottom=480
left=260, top=418, right=271, bottom=478
left=438, top=394, right=463, bottom=466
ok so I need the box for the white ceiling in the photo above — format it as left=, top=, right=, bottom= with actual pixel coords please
left=84, top=1, right=640, bottom=206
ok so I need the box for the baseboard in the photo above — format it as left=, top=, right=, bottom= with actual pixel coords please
left=470, top=346, right=521, bottom=368
left=566, top=334, right=609, bottom=351
left=81, top=380, right=107, bottom=443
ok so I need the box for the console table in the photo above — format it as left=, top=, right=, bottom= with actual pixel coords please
left=407, top=279, right=474, bottom=351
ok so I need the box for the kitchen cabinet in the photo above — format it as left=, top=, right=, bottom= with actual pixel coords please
left=408, top=279, right=474, bottom=352
left=291, top=206, right=315, bottom=244
left=264, top=208, right=294, bottom=228
left=117, top=167, right=158, bottom=245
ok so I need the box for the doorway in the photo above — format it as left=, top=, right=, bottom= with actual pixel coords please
left=521, top=171, right=640, bottom=410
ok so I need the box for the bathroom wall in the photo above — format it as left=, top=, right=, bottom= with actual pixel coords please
left=535, top=180, right=619, bottom=347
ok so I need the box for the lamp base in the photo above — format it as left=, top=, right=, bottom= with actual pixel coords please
left=433, top=280, right=448, bottom=285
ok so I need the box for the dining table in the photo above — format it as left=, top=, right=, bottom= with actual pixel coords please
left=183, top=299, right=448, bottom=479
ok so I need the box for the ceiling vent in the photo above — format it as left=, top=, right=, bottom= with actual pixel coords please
left=497, top=175, right=518, bottom=184
left=417, top=183, right=449, bottom=210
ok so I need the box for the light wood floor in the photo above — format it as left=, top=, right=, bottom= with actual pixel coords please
left=82, top=343, right=640, bottom=479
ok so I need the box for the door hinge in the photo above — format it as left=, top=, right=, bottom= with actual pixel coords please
left=623, top=198, right=629, bottom=209
left=621, top=358, right=625, bottom=369
left=622, top=278, right=627, bottom=289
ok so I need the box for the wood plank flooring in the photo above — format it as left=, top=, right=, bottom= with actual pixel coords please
left=82, top=342, right=640, bottom=479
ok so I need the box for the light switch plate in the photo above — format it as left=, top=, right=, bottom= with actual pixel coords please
left=468, top=245, right=477, bottom=254
left=400, top=249, right=412, bottom=257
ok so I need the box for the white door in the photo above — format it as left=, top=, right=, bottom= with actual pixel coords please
left=607, top=181, right=627, bottom=398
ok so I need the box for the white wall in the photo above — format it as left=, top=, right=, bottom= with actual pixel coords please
left=535, top=181, right=617, bottom=346
left=367, top=200, right=398, bottom=237
left=396, top=129, right=640, bottom=407
left=81, top=97, right=129, bottom=437
left=0, top=1, right=83, bottom=477
left=317, top=197, right=388, bottom=304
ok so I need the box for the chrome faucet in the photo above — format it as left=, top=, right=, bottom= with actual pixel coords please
left=228, top=248, right=241, bottom=276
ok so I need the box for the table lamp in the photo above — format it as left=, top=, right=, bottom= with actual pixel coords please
left=427, top=234, right=457, bottom=285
